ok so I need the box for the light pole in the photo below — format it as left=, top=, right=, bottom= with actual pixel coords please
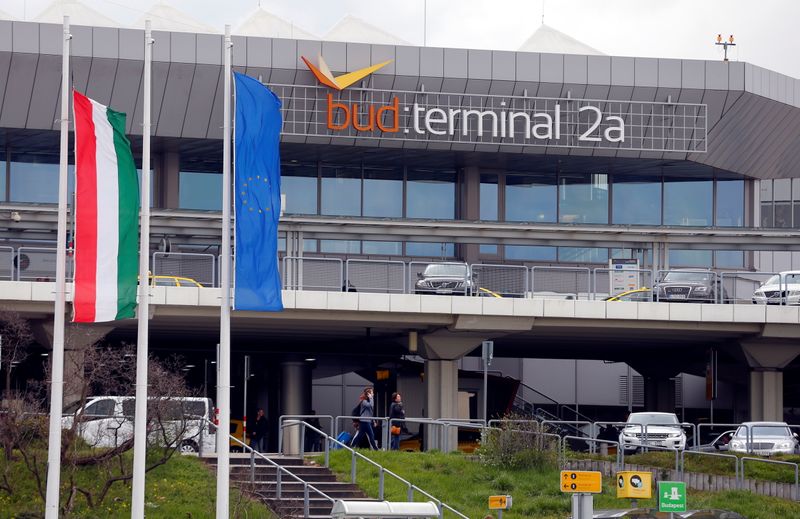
left=715, top=34, right=736, bottom=61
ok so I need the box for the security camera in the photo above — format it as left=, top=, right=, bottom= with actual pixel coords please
left=10, top=211, right=21, bottom=222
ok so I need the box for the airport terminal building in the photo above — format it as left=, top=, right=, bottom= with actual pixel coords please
left=3, top=12, right=800, bottom=443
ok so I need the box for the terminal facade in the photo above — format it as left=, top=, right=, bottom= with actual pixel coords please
left=2, top=18, right=800, bottom=445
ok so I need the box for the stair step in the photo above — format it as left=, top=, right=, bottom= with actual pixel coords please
left=233, top=481, right=360, bottom=491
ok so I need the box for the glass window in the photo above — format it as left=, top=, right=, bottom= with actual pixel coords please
left=760, top=179, right=772, bottom=202
left=668, top=249, right=713, bottom=267
left=84, top=399, right=115, bottom=417
left=363, top=241, right=402, bottom=255
left=406, top=242, right=454, bottom=257
left=320, top=240, right=361, bottom=254
left=559, top=173, right=608, bottom=224
left=663, top=178, right=712, bottom=226
left=321, top=166, right=361, bottom=216
left=505, top=245, right=557, bottom=261
left=715, top=180, right=744, bottom=227
left=558, top=247, right=608, bottom=263
left=505, top=173, right=556, bottom=223
left=794, top=203, right=800, bottom=229
left=775, top=202, right=792, bottom=228
left=761, top=202, right=774, bottom=227
left=363, top=167, right=403, bottom=217
left=282, top=163, right=318, bottom=215
left=0, top=158, right=5, bottom=201
left=480, top=174, right=498, bottom=221
left=612, top=175, right=661, bottom=225
left=479, top=245, right=498, bottom=255
left=10, top=161, right=74, bottom=204
left=406, top=169, right=456, bottom=220
left=774, top=178, right=791, bottom=201
left=715, top=250, right=744, bottom=268
left=179, top=171, right=221, bottom=210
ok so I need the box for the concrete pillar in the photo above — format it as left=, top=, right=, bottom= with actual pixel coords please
left=750, top=370, right=784, bottom=422
left=162, top=151, right=181, bottom=209
left=34, top=322, right=114, bottom=406
left=643, top=376, right=676, bottom=413
left=419, top=331, right=487, bottom=452
left=461, top=166, right=481, bottom=263
left=741, top=340, right=800, bottom=422
left=280, top=360, right=311, bottom=454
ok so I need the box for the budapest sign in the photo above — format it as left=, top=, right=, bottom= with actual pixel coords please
left=276, top=55, right=707, bottom=153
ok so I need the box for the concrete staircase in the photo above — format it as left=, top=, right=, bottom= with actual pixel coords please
left=206, top=454, right=368, bottom=518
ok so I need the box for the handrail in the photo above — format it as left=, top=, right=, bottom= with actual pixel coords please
left=278, top=414, right=334, bottom=453
left=740, top=457, right=799, bottom=501
left=204, top=418, right=335, bottom=517
left=281, top=420, right=469, bottom=519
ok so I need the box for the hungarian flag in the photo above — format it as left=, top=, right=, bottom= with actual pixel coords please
left=72, top=91, right=139, bottom=323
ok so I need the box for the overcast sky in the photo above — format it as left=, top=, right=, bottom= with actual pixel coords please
left=2, top=0, right=799, bottom=78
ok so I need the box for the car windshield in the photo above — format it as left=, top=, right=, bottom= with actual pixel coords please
left=763, top=274, right=800, bottom=286
left=423, top=264, right=467, bottom=277
left=627, top=413, right=679, bottom=425
left=735, top=425, right=792, bottom=438
left=663, top=272, right=711, bottom=282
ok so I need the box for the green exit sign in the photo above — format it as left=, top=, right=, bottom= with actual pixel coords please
left=658, top=481, right=687, bottom=513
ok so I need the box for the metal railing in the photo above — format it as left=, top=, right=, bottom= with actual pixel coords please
left=345, top=259, right=406, bottom=293
left=530, top=266, right=590, bottom=300
left=283, top=256, right=343, bottom=291
left=740, top=457, right=799, bottom=500
left=277, top=414, right=335, bottom=453
left=16, top=246, right=73, bottom=281
left=471, top=263, right=528, bottom=298
left=0, top=246, right=13, bottom=280
left=591, top=268, right=654, bottom=301
left=280, top=420, right=469, bottom=518
left=153, top=252, right=216, bottom=287
left=720, top=270, right=789, bottom=305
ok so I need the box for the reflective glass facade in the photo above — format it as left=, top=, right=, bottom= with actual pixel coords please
left=406, top=169, right=455, bottom=220
left=612, top=174, right=661, bottom=225
left=505, top=173, right=556, bottom=223
left=760, top=178, right=800, bottom=229
left=559, top=173, right=608, bottom=224
left=179, top=171, right=222, bottom=211
left=663, top=177, right=713, bottom=226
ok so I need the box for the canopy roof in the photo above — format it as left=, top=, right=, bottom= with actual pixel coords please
left=518, top=23, right=605, bottom=55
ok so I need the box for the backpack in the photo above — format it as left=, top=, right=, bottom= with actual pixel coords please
left=351, top=401, right=362, bottom=418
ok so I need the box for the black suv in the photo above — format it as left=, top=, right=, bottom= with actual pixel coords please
left=654, top=269, right=727, bottom=303
left=414, top=263, right=474, bottom=295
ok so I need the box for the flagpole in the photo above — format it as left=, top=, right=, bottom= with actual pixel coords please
left=131, top=19, right=153, bottom=519
left=44, top=15, right=71, bottom=518
left=216, top=24, right=233, bottom=519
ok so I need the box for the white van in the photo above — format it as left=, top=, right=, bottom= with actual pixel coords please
left=62, top=396, right=216, bottom=454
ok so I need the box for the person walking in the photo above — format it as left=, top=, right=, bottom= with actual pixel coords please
left=251, top=408, right=268, bottom=453
left=350, top=387, right=379, bottom=450
left=389, top=392, right=406, bottom=451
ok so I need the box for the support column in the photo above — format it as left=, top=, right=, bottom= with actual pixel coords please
left=280, top=360, right=311, bottom=454
left=34, top=322, right=113, bottom=406
left=162, top=151, right=180, bottom=209
left=420, top=331, right=487, bottom=452
left=643, top=376, right=676, bottom=413
left=461, top=166, right=481, bottom=264
left=741, top=340, right=800, bottom=422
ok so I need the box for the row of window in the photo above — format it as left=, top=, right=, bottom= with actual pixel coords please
left=759, top=179, right=800, bottom=229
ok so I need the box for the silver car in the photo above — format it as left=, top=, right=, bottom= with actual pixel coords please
left=618, top=412, right=687, bottom=454
left=752, top=271, right=800, bottom=305
left=728, top=422, right=799, bottom=456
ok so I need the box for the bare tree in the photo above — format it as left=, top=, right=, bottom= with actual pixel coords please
left=0, top=309, right=34, bottom=400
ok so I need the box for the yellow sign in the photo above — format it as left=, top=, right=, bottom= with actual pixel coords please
left=559, top=471, right=602, bottom=493
left=616, top=471, right=652, bottom=499
left=488, top=495, right=512, bottom=510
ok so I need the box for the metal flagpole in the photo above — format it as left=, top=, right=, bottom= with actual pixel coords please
left=216, top=24, right=233, bottom=519
left=44, top=15, right=71, bottom=518
left=131, top=19, right=153, bottom=519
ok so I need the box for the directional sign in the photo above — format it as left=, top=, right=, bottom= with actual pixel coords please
left=559, top=470, right=602, bottom=493
left=488, top=495, right=512, bottom=510
left=658, top=481, right=687, bottom=513
left=616, top=471, right=652, bottom=499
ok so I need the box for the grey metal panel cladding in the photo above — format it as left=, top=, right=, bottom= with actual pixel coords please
left=25, top=54, right=60, bottom=130
left=182, top=64, right=220, bottom=138
left=587, top=55, right=610, bottom=85
left=540, top=53, right=563, bottom=84
left=516, top=52, right=539, bottom=82
left=93, top=27, right=118, bottom=59
left=157, top=63, right=194, bottom=137
left=13, top=22, right=38, bottom=54
left=109, top=59, right=143, bottom=135
left=395, top=45, right=419, bottom=76
left=71, top=26, right=92, bottom=57
left=85, top=58, right=118, bottom=105
left=657, top=59, right=681, bottom=88
left=681, top=60, right=705, bottom=89
left=468, top=49, right=492, bottom=80
left=492, top=50, right=515, bottom=81
left=246, top=37, right=270, bottom=68
left=564, top=55, right=587, bottom=85
left=131, top=61, right=169, bottom=137
left=444, top=48, right=467, bottom=78
left=705, top=61, right=728, bottom=91
left=0, top=52, right=12, bottom=118
left=0, top=53, right=37, bottom=128
left=206, top=70, right=224, bottom=139
left=634, top=57, right=657, bottom=87
left=0, top=21, right=11, bottom=52
left=152, top=31, right=171, bottom=62
left=170, top=32, right=195, bottom=64
left=611, top=56, right=634, bottom=86
left=702, top=90, right=727, bottom=131
left=728, top=61, right=745, bottom=91
left=231, top=36, right=247, bottom=67
left=196, top=34, right=221, bottom=65
left=370, top=44, right=396, bottom=76
left=420, top=47, right=443, bottom=77
left=39, top=23, right=60, bottom=55
left=119, top=29, right=144, bottom=61
left=271, top=39, right=297, bottom=84
left=346, top=42, right=371, bottom=72
left=298, top=40, right=322, bottom=67
left=321, top=41, right=346, bottom=72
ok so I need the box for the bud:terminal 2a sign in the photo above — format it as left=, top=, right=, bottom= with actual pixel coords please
left=325, top=94, right=626, bottom=143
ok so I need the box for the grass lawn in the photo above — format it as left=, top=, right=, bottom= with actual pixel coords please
left=323, top=450, right=800, bottom=519
left=0, top=452, right=275, bottom=518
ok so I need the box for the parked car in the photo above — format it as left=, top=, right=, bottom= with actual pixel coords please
left=690, top=430, right=734, bottom=452
left=414, top=263, right=474, bottom=295
left=604, top=288, right=652, bottom=302
left=62, top=396, right=216, bottom=454
left=653, top=270, right=726, bottom=303
left=728, top=422, right=799, bottom=456
left=752, top=271, right=800, bottom=305
left=618, top=412, right=687, bottom=454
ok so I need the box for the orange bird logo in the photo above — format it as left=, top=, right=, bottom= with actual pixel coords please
left=301, top=55, right=392, bottom=90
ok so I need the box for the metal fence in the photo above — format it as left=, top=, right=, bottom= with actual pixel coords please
left=720, top=271, right=781, bottom=305
left=153, top=252, right=216, bottom=287
left=592, top=268, right=654, bottom=301
left=530, top=266, right=590, bottom=300
left=16, top=247, right=73, bottom=282
left=282, top=256, right=343, bottom=291
left=345, top=259, right=405, bottom=293
left=0, top=246, right=13, bottom=280
left=472, top=263, right=528, bottom=297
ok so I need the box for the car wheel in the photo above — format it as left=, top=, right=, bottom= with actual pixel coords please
left=178, top=440, right=199, bottom=454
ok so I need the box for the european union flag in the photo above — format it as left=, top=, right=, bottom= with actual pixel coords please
left=233, top=72, right=283, bottom=311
